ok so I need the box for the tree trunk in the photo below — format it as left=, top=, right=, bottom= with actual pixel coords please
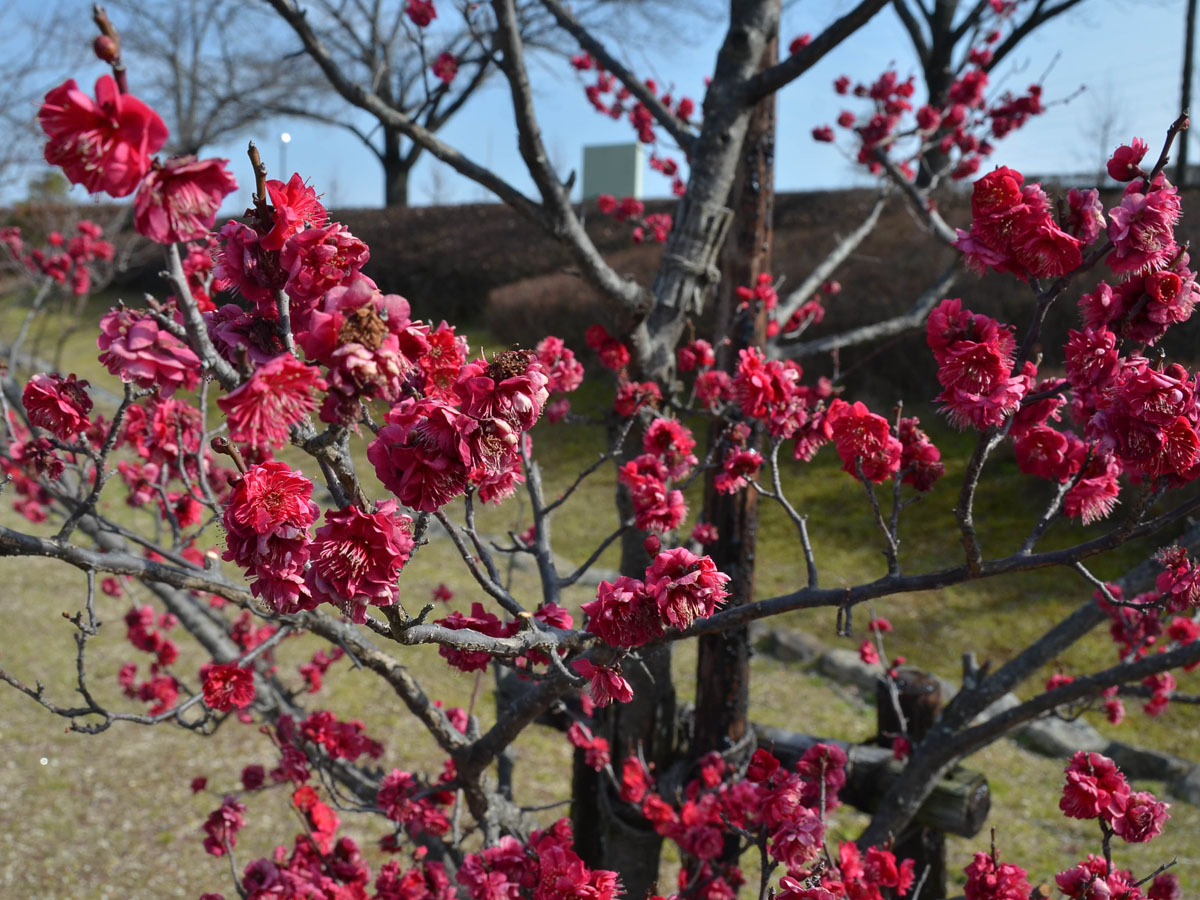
left=573, top=2, right=783, bottom=889
left=914, top=1, right=959, bottom=187
left=571, top=463, right=674, bottom=898
left=383, top=127, right=412, bottom=208
left=692, top=29, right=777, bottom=764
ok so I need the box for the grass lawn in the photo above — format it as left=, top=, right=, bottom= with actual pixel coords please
left=0, top=292, right=1197, bottom=897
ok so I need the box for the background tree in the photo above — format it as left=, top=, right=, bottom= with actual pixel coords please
left=102, top=0, right=327, bottom=157
left=262, top=0, right=707, bottom=206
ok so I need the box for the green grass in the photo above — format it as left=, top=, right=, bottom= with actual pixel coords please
left=1, top=294, right=1197, bottom=896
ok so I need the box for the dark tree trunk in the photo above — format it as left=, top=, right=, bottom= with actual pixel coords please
left=692, top=30, right=777, bottom=763
left=914, top=0, right=959, bottom=187
left=571, top=468, right=674, bottom=899
left=383, top=127, right=412, bottom=208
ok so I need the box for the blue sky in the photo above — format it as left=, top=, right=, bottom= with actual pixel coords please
left=9, top=0, right=1195, bottom=208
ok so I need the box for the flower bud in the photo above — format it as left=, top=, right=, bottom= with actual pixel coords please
left=94, top=35, right=119, bottom=62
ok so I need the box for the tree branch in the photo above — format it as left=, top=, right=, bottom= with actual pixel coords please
left=743, top=0, right=891, bottom=103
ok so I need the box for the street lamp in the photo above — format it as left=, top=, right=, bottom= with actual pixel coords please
left=280, top=132, right=292, bottom=179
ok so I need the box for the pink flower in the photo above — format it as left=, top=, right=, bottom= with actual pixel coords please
left=217, top=354, right=326, bottom=450
left=261, top=173, right=327, bottom=251
left=768, top=809, right=823, bottom=868
left=407, top=0, right=437, bottom=26
left=298, top=275, right=428, bottom=423
left=695, top=370, right=732, bottom=410
left=963, top=851, right=1030, bottom=900
left=38, top=75, right=168, bottom=197
left=279, top=223, right=370, bottom=322
left=1106, top=182, right=1182, bottom=274
left=1059, top=751, right=1130, bottom=820
left=714, top=448, right=762, bottom=494
left=432, top=52, right=458, bottom=84
left=454, top=350, right=549, bottom=431
left=677, top=339, right=715, bottom=372
left=582, top=576, right=663, bottom=647
left=368, top=398, right=470, bottom=512
left=535, top=335, right=584, bottom=394
left=573, top=659, right=634, bottom=707
left=1109, top=790, right=1169, bottom=843
left=1066, top=188, right=1105, bottom=243
left=306, top=501, right=414, bottom=623
left=645, top=547, right=729, bottom=631
left=825, top=399, right=902, bottom=482
left=614, top=379, right=661, bottom=416
left=201, top=663, right=256, bottom=711
left=643, top=418, right=697, bottom=480
left=1149, top=874, right=1182, bottom=900
left=213, top=220, right=282, bottom=306
left=435, top=602, right=510, bottom=672
left=22, top=373, right=92, bottom=440
left=202, top=798, right=246, bottom=856
left=222, top=461, right=318, bottom=613
left=97, top=307, right=201, bottom=396
left=133, top=156, right=238, bottom=244
left=1106, top=138, right=1149, bottom=181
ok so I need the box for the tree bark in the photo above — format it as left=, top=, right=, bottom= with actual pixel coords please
left=692, top=26, right=777, bottom=764
left=383, top=127, right=412, bottom=208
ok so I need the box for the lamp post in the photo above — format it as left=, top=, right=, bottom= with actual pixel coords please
left=280, top=132, right=292, bottom=178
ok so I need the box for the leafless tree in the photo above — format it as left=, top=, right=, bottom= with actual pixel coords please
left=266, top=0, right=707, bottom=206
left=104, top=0, right=328, bottom=157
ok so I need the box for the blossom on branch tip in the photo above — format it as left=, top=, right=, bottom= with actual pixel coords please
left=221, top=461, right=318, bottom=614
left=261, top=173, right=327, bottom=252
left=645, top=547, right=729, bottom=630
left=97, top=307, right=201, bottom=397
left=432, top=52, right=458, bottom=84
left=38, top=75, right=167, bottom=197
left=1107, top=138, right=1149, bottom=182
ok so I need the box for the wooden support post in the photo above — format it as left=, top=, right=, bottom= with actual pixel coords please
left=877, top=668, right=947, bottom=898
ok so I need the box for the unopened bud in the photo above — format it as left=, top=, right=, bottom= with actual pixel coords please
left=94, top=34, right=119, bottom=62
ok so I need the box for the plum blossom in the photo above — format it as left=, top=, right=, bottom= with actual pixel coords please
left=38, top=75, right=167, bottom=197
left=133, top=156, right=238, bottom=244
left=217, top=354, right=326, bottom=451
left=22, top=373, right=92, bottom=440
left=306, top=501, right=414, bottom=623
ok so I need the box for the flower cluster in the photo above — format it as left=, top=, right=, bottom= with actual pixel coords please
left=2, top=220, right=114, bottom=295
left=572, top=53, right=692, bottom=195
left=814, top=10, right=1048, bottom=181
left=97, top=306, right=202, bottom=396
left=1059, top=751, right=1169, bottom=843
left=221, top=461, right=319, bottom=613
left=583, top=546, right=729, bottom=648
left=306, top=501, right=414, bottom=623
left=367, top=349, right=548, bottom=512
left=953, top=166, right=1082, bottom=280
left=22, top=373, right=93, bottom=441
